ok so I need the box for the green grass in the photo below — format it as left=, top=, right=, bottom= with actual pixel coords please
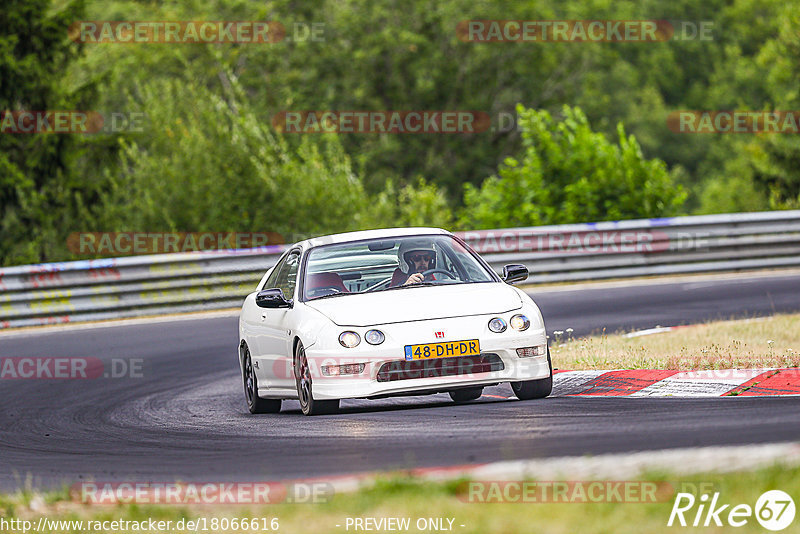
left=3, top=464, right=799, bottom=533
left=551, top=313, right=800, bottom=370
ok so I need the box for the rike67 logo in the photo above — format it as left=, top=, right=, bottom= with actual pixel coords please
left=668, top=490, right=795, bottom=531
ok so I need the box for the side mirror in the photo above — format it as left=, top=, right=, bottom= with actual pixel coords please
left=256, top=288, right=293, bottom=308
left=502, top=264, right=528, bottom=285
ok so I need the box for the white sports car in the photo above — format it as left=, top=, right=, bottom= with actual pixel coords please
left=238, top=228, right=551, bottom=415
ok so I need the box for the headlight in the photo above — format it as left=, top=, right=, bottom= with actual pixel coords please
left=488, top=317, right=507, bottom=333
left=338, top=331, right=361, bottom=348
left=510, top=314, right=530, bottom=331
left=365, top=329, right=385, bottom=345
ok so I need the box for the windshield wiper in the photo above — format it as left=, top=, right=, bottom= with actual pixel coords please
left=376, top=281, right=440, bottom=293
left=308, top=292, right=351, bottom=301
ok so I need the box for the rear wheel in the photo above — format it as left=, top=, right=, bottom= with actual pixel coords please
left=511, top=348, right=553, bottom=400
left=242, top=345, right=281, bottom=414
left=449, top=387, right=483, bottom=403
left=295, top=342, right=340, bottom=416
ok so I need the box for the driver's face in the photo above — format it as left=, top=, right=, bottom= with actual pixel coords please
left=408, top=252, right=434, bottom=271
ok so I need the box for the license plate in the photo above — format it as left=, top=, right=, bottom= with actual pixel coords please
left=404, top=339, right=481, bottom=361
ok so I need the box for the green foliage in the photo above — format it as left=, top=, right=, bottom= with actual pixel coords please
left=460, top=105, right=686, bottom=229
left=749, top=5, right=800, bottom=208
left=91, top=75, right=367, bottom=241
left=2, top=0, right=800, bottom=266
left=697, top=174, right=770, bottom=214
left=365, top=177, right=454, bottom=230
left=0, top=0, right=88, bottom=264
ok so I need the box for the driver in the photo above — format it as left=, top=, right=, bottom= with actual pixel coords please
left=390, top=241, right=437, bottom=287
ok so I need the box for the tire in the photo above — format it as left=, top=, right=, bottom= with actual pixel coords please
left=449, top=387, right=483, bottom=403
left=511, top=348, right=553, bottom=401
left=295, top=341, right=340, bottom=416
left=242, top=345, right=282, bottom=414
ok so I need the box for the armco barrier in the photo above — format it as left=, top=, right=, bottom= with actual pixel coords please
left=1, top=211, right=799, bottom=329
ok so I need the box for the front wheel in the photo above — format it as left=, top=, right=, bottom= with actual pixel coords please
left=295, top=342, right=340, bottom=416
left=242, top=345, right=282, bottom=414
left=511, top=348, right=553, bottom=400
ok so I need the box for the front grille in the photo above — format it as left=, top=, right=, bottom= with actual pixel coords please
left=376, top=353, right=504, bottom=383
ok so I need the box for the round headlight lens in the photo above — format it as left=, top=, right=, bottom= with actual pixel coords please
left=510, top=314, right=531, bottom=331
left=488, top=317, right=507, bottom=333
left=338, top=331, right=361, bottom=348
left=365, top=329, right=385, bottom=345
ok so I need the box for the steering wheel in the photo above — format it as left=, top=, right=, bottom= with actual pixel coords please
left=422, top=269, right=456, bottom=280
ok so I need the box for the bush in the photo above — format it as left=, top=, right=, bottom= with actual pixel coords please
left=91, top=75, right=367, bottom=243
left=365, top=177, right=454, bottom=230
left=459, top=105, right=686, bottom=229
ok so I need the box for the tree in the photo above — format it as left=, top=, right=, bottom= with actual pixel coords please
left=89, top=74, right=368, bottom=245
left=365, top=177, right=454, bottom=230
left=750, top=5, right=800, bottom=208
left=0, top=0, right=88, bottom=265
left=459, top=105, right=686, bottom=229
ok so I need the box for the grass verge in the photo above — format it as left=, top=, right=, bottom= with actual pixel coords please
left=1, top=463, right=799, bottom=533
left=550, top=313, right=800, bottom=370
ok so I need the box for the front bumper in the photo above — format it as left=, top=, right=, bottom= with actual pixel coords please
left=305, top=334, right=550, bottom=400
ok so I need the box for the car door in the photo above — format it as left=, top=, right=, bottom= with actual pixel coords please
left=253, top=249, right=301, bottom=391
left=244, top=254, right=283, bottom=365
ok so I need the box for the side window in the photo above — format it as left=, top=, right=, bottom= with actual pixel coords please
left=272, top=251, right=300, bottom=299
left=263, top=254, right=288, bottom=290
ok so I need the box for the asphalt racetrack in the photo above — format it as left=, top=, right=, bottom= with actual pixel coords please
left=2, top=272, right=800, bottom=491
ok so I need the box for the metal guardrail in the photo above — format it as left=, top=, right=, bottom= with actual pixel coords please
left=1, top=210, right=799, bottom=329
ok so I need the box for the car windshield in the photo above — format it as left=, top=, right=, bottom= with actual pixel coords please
left=303, top=235, right=495, bottom=301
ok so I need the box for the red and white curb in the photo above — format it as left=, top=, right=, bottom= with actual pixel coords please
left=553, top=368, right=800, bottom=397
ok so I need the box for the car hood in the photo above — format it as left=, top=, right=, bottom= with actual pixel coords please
left=304, top=282, right=523, bottom=327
